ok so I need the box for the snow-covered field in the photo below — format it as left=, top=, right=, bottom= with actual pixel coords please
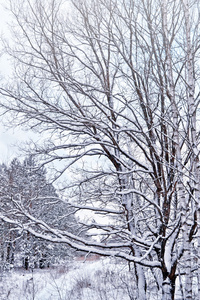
left=0, top=258, right=139, bottom=300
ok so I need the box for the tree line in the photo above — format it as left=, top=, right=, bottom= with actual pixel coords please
left=0, top=157, right=77, bottom=270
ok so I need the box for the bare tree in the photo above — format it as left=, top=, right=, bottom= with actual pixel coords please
left=1, top=0, right=200, bottom=298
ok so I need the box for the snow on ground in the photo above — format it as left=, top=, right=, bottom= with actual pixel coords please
left=0, top=257, right=187, bottom=300
left=0, top=258, right=138, bottom=300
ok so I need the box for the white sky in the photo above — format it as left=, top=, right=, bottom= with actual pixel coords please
left=0, top=1, right=37, bottom=163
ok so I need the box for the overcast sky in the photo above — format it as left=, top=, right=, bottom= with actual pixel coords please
left=0, top=1, right=37, bottom=164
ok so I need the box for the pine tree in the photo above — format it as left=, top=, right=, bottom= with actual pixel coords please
left=0, top=157, right=77, bottom=269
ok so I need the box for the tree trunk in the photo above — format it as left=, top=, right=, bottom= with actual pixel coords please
left=135, top=263, right=147, bottom=300
left=162, top=276, right=176, bottom=300
left=24, top=256, right=29, bottom=270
